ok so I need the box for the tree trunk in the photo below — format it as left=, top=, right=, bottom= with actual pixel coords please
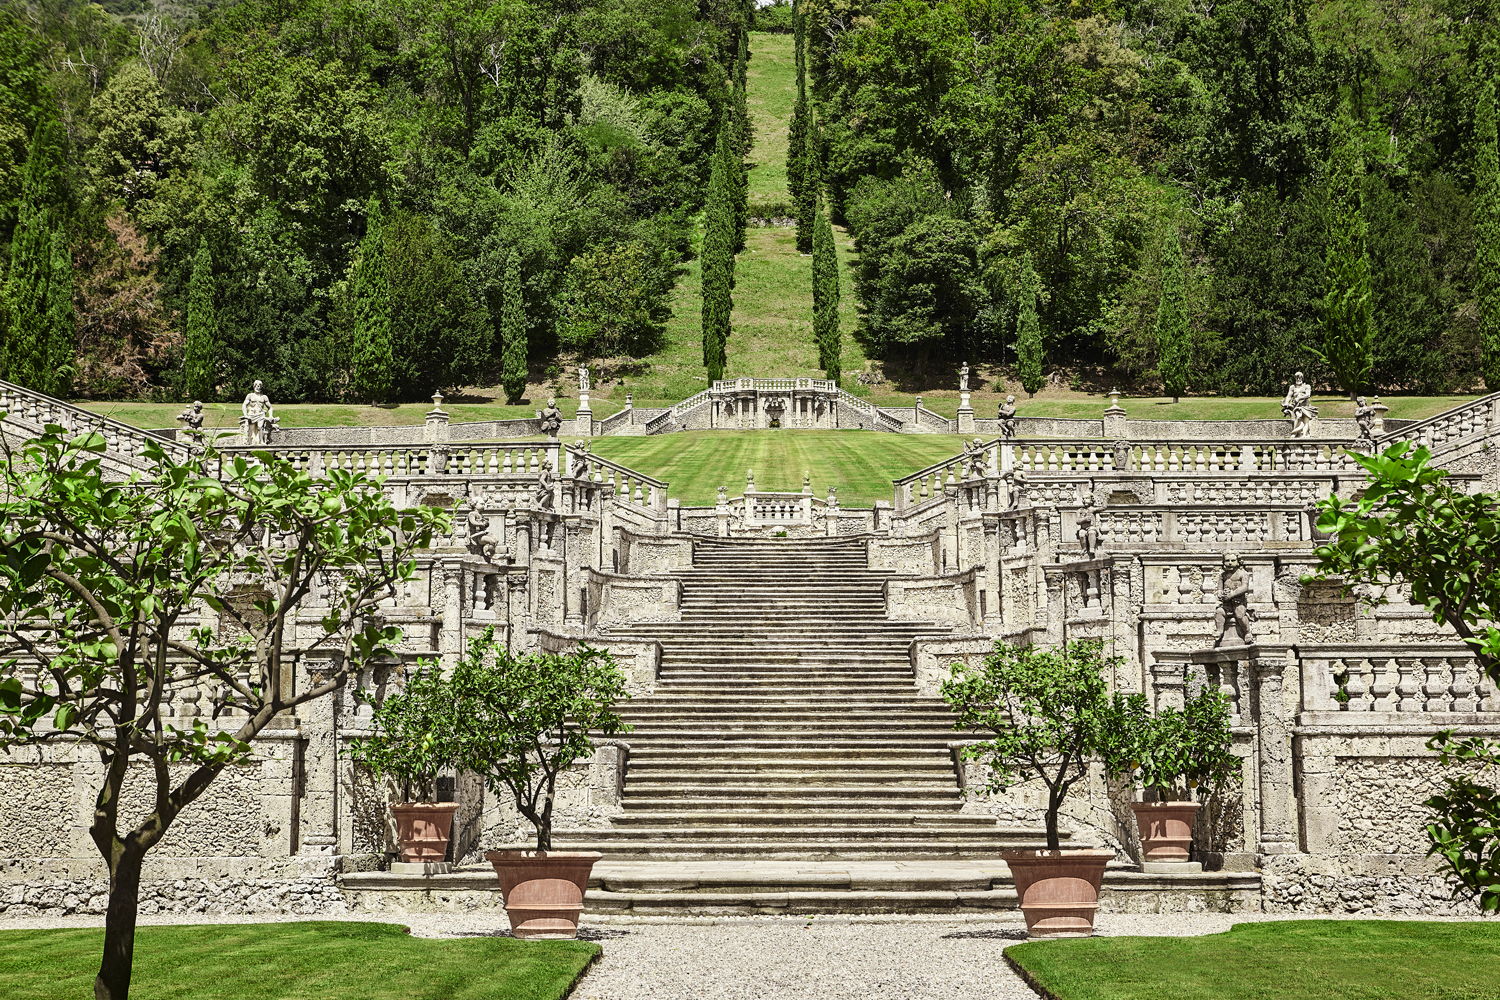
left=96, top=849, right=144, bottom=1000
left=1173, top=395, right=1180, bottom=404
left=535, top=824, right=551, bottom=851
left=1044, top=808, right=1061, bottom=851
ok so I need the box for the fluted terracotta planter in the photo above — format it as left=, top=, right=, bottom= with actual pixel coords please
left=1130, top=801, right=1201, bottom=863
left=485, top=850, right=602, bottom=940
left=1001, top=849, right=1114, bottom=938
left=390, top=802, right=459, bottom=863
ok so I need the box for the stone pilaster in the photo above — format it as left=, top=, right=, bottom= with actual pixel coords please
left=1252, top=647, right=1298, bottom=857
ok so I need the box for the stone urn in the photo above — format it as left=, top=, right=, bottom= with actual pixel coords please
left=1130, top=801, right=1202, bottom=864
left=1001, top=850, right=1115, bottom=938
left=390, top=802, right=460, bottom=864
left=485, top=850, right=603, bottom=940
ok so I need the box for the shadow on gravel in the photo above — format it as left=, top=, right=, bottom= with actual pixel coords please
left=940, top=929, right=1029, bottom=940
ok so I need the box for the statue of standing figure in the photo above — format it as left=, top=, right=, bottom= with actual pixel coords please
left=961, top=437, right=988, bottom=479
left=1281, top=372, right=1318, bottom=439
left=466, top=508, right=498, bottom=562
left=579, top=366, right=591, bottom=393
left=1076, top=500, right=1102, bottom=559
left=240, top=380, right=278, bottom=446
left=176, top=400, right=206, bottom=453
left=539, top=397, right=563, bottom=439
left=1354, top=395, right=1377, bottom=446
left=1215, top=553, right=1257, bottom=647
left=958, top=362, right=970, bottom=392
left=997, top=395, right=1018, bottom=439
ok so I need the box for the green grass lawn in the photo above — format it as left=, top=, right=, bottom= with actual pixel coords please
left=746, top=31, right=795, bottom=205
left=591, top=429, right=965, bottom=506
left=0, top=921, right=599, bottom=1000
left=1006, top=920, right=1500, bottom=1000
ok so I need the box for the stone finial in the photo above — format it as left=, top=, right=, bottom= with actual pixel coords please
left=624, top=393, right=633, bottom=409
left=431, top=390, right=445, bottom=411
left=803, top=471, right=812, bottom=494
left=1103, top=390, right=1127, bottom=437
left=746, top=468, right=756, bottom=493
left=1104, top=389, right=1125, bottom=413
left=716, top=485, right=728, bottom=505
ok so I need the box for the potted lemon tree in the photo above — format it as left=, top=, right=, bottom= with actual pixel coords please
left=347, top=660, right=464, bottom=871
left=452, top=630, right=631, bottom=940
left=1112, top=686, right=1238, bottom=868
left=943, top=639, right=1122, bottom=938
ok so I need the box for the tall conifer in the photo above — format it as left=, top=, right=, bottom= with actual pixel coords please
left=795, top=114, right=818, bottom=254
left=43, top=229, right=75, bottom=398
left=1478, top=75, right=1500, bottom=390
left=702, top=123, right=736, bottom=381
left=500, top=248, right=528, bottom=404
left=1315, top=119, right=1375, bottom=400
left=3, top=119, right=67, bottom=389
left=182, top=239, right=217, bottom=402
left=1156, top=229, right=1189, bottom=404
left=1016, top=254, right=1044, bottom=397
left=812, top=198, right=840, bottom=383
left=348, top=198, right=394, bottom=404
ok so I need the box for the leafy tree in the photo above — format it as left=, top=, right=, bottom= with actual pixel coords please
left=384, top=210, right=489, bottom=400
left=1106, top=686, right=1239, bottom=800
left=501, top=248, right=527, bottom=404
left=0, top=427, right=444, bottom=1000
left=181, top=238, right=217, bottom=402
left=348, top=199, right=393, bottom=405
left=1156, top=229, right=1189, bottom=403
left=812, top=198, right=840, bottom=382
left=1314, top=121, right=1376, bottom=400
left=560, top=240, right=671, bottom=358
left=942, top=639, right=1126, bottom=850
left=1312, top=443, right=1500, bottom=912
left=43, top=227, right=74, bottom=398
left=1016, top=252, right=1044, bottom=396
left=347, top=662, right=462, bottom=803
left=1477, top=75, right=1500, bottom=391
left=452, top=635, right=630, bottom=851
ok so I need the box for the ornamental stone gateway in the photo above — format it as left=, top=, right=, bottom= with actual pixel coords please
left=5, top=374, right=1500, bottom=921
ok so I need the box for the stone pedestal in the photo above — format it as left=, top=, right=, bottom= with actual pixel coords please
left=957, top=391, right=975, bottom=434
left=576, top=390, right=593, bottom=437
left=1103, top=389, right=1128, bottom=438
left=424, top=391, right=450, bottom=443
left=1252, top=649, right=1298, bottom=857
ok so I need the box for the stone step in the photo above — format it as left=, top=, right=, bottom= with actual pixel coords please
left=620, top=708, right=959, bottom=721
left=565, top=819, right=1007, bottom=837
left=627, top=748, right=955, bottom=762
left=624, top=775, right=957, bottom=789
left=620, top=791, right=963, bottom=808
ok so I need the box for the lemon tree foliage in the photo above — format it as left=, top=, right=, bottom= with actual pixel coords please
left=452, top=632, right=631, bottom=851
left=1312, top=442, right=1500, bottom=913
left=0, top=423, right=445, bottom=1000
left=1105, top=686, right=1238, bottom=800
left=346, top=661, right=463, bottom=803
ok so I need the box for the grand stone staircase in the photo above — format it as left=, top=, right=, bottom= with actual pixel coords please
left=554, top=538, right=1066, bottom=861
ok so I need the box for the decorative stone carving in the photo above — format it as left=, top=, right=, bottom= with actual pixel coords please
left=1076, top=501, right=1102, bottom=558
left=961, top=437, right=987, bottom=479
left=539, top=398, right=563, bottom=439
left=1111, top=439, right=1131, bottom=472
left=579, top=366, right=590, bottom=393
left=1002, top=467, right=1029, bottom=510
left=997, top=395, right=1018, bottom=439
left=567, top=439, right=592, bottom=479
left=240, top=380, right=279, bottom=446
left=533, top=458, right=555, bottom=510
left=176, top=400, right=206, bottom=452
left=466, top=508, right=498, bottom=562
left=1354, top=395, right=1377, bottom=447
left=1280, top=372, right=1318, bottom=439
left=1214, top=553, right=1257, bottom=647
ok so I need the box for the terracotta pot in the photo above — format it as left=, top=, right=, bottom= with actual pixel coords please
left=1129, top=801, right=1202, bottom=863
left=485, top=850, right=602, bottom=940
left=1001, top=849, right=1114, bottom=938
left=390, top=802, right=460, bottom=863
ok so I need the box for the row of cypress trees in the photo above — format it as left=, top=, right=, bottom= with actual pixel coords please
left=701, top=23, right=754, bottom=383
left=1, top=119, right=75, bottom=398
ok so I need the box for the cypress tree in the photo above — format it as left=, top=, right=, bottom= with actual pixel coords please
left=1315, top=119, right=1375, bottom=401
left=795, top=114, right=818, bottom=254
left=348, top=198, right=394, bottom=404
left=3, top=119, right=67, bottom=389
left=500, top=249, right=528, bottom=404
left=44, top=228, right=75, bottom=398
left=182, top=239, right=217, bottom=402
left=812, top=198, right=840, bottom=383
left=1156, top=229, right=1189, bottom=404
left=1478, top=75, right=1500, bottom=390
left=701, top=123, right=736, bottom=382
left=787, top=90, right=809, bottom=209
left=1016, top=253, right=1045, bottom=397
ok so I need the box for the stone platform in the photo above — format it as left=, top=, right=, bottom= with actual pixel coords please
left=339, top=860, right=1260, bottom=916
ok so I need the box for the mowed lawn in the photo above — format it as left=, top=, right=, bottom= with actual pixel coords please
left=1006, top=920, right=1500, bottom=1000
left=591, top=430, right=965, bottom=507
left=0, top=922, right=599, bottom=1000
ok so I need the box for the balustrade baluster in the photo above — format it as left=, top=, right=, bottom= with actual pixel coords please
left=1450, top=658, right=1479, bottom=713
left=1422, top=657, right=1451, bottom=712
left=1343, top=659, right=1369, bottom=710
left=1368, top=658, right=1395, bottom=711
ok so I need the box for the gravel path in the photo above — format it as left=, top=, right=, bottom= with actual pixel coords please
left=5, top=910, right=1496, bottom=1000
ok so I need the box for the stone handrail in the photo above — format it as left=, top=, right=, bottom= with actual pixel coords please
left=216, top=440, right=563, bottom=479
left=573, top=452, right=670, bottom=513
left=595, top=407, right=634, bottom=435
left=914, top=404, right=952, bottom=434
left=714, top=377, right=839, bottom=393
left=1299, top=644, right=1499, bottom=714
left=835, top=389, right=877, bottom=415
left=0, top=378, right=188, bottom=465
left=1377, top=392, right=1499, bottom=453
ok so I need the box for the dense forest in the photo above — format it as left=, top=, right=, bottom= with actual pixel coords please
left=797, top=0, right=1500, bottom=396
left=0, top=0, right=1497, bottom=403
left=0, top=0, right=752, bottom=403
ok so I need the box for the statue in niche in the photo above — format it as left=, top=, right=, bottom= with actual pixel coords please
left=240, top=380, right=279, bottom=446
left=1280, top=372, right=1318, bottom=439
left=961, top=437, right=988, bottom=479
left=997, top=395, right=1018, bottom=439
left=539, top=398, right=563, bottom=438
left=466, top=508, right=498, bottom=562
left=1076, top=501, right=1102, bottom=559
left=1354, top=395, right=1377, bottom=446
left=959, top=362, right=970, bottom=392
left=1214, top=552, right=1257, bottom=647
left=533, top=458, right=556, bottom=511
left=1002, top=467, right=1029, bottom=510
left=176, top=400, right=206, bottom=452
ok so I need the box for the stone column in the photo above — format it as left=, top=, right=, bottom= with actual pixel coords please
left=441, top=559, right=464, bottom=672
left=297, top=658, right=338, bottom=856
left=1253, top=648, right=1298, bottom=856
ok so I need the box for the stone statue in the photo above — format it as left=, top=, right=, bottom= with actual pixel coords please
left=533, top=458, right=556, bottom=510
left=176, top=400, right=206, bottom=452
left=1354, top=395, right=1377, bottom=446
left=539, top=397, right=563, bottom=439
left=466, top=508, right=498, bottom=562
left=1111, top=440, right=1131, bottom=472
left=240, top=380, right=278, bottom=446
left=1076, top=501, right=1102, bottom=559
left=567, top=439, right=592, bottom=479
left=961, top=437, right=988, bottom=479
left=959, top=362, right=970, bottom=392
left=1002, top=467, right=1029, bottom=510
left=1214, top=552, right=1257, bottom=647
left=1280, top=372, right=1318, bottom=439
left=579, top=366, right=591, bottom=393
left=997, top=395, right=1018, bottom=439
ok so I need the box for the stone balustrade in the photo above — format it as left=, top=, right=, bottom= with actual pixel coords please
left=1299, top=645, right=1500, bottom=715
left=1378, top=391, right=1499, bottom=452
